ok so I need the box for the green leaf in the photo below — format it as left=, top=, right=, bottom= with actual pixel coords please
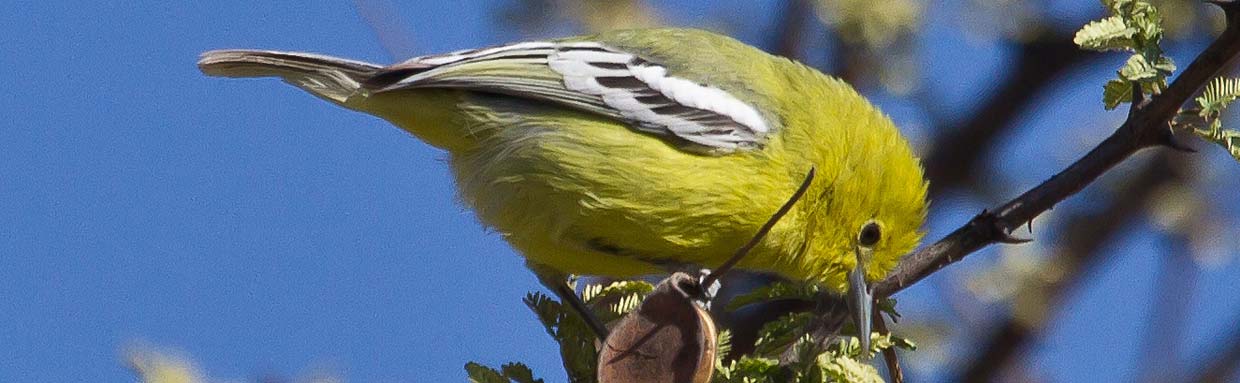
left=1079, top=0, right=1173, bottom=109
left=580, top=280, right=654, bottom=303
left=752, top=312, right=812, bottom=358
left=1197, top=77, right=1240, bottom=118
left=713, top=357, right=783, bottom=383
left=521, top=292, right=597, bottom=382
left=714, top=329, right=733, bottom=364
left=607, top=293, right=643, bottom=317
left=1194, top=127, right=1240, bottom=162
left=465, top=362, right=546, bottom=383
left=580, top=280, right=654, bottom=321
left=785, top=334, right=828, bottom=375
left=522, top=292, right=565, bottom=340
left=1073, top=16, right=1137, bottom=51
left=501, top=363, right=544, bottom=383
left=1103, top=79, right=1133, bottom=110
left=725, top=281, right=819, bottom=311
left=876, top=297, right=901, bottom=321
left=466, top=362, right=509, bottom=383
left=1103, top=0, right=1134, bottom=13
left=1094, top=0, right=1164, bottom=50
left=868, top=333, right=917, bottom=354
left=1119, top=53, right=1173, bottom=82
left=818, top=355, right=885, bottom=383
left=1226, top=131, right=1240, bottom=161
left=1189, top=77, right=1240, bottom=164
left=890, top=335, right=918, bottom=351
left=1152, top=55, right=1176, bottom=73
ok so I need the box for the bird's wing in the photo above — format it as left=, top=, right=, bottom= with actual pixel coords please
left=364, top=41, right=771, bottom=153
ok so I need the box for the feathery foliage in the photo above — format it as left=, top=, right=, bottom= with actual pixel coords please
left=466, top=277, right=911, bottom=382
left=1192, top=77, right=1240, bottom=161
left=1075, top=0, right=1176, bottom=109
left=1076, top=0, right=1238, bottom=164
left=1197, top=76, right=1240, bottom=118
left=466, top=362, right=545, bottom=383
left=1074, top=15, right=1138, bottom=51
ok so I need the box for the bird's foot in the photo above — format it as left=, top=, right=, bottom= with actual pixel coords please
left=694, top=269, right=722, bottom=309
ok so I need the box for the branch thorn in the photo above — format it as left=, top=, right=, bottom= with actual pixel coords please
left=995, top=230, right=1033, bottom=244
left=972, top=209, right=1032, bottom=244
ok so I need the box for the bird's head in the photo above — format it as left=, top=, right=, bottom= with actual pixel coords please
left=761, top=61, right=929, bottom=350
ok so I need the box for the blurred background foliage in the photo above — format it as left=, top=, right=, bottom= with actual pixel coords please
left=127, top=0, right=1240, bottom=382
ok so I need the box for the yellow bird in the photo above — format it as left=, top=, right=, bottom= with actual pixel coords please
left=199, top=28, right=928, bottom=344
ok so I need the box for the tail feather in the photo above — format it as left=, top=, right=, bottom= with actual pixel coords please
left=198, top=50, right=383, bottom=104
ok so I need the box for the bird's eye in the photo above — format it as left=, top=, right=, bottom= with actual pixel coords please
left=858, top=221, right=882, bottom=247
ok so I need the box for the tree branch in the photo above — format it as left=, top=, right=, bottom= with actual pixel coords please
left=873, top=7, right=1240, bottom=298
left=874, top=314, right=905, bottom=383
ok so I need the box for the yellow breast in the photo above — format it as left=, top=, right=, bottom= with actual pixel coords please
left=446, top=97, right=801, bottom=277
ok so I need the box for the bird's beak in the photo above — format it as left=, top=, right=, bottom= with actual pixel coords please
left=846, top=248, right=874, bottom=358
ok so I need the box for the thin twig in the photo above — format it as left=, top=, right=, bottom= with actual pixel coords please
left=874, top=4, right=1240, bottom=298
left=873, top=314, right=905, bottom=383
left=702, top=168, right=815, bottom=290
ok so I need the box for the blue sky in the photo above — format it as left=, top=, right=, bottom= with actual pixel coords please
left=2, top=1, right=1239, bottom=382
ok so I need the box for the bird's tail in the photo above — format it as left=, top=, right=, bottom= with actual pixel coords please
left=198, top=50, right=383, bottom=105
left=199, top=49, right=475, bottom=151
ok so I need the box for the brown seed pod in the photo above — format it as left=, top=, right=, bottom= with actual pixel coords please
left=597, top=272, right=716, bottom=383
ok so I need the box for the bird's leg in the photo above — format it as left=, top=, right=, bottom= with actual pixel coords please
left=683, top=268, right=722, bottom=310
left=530, top=265, right=610, bottom=341
left=653, top=262, right=720, bottom=307
left=695, top=269, right=723, bottom=302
